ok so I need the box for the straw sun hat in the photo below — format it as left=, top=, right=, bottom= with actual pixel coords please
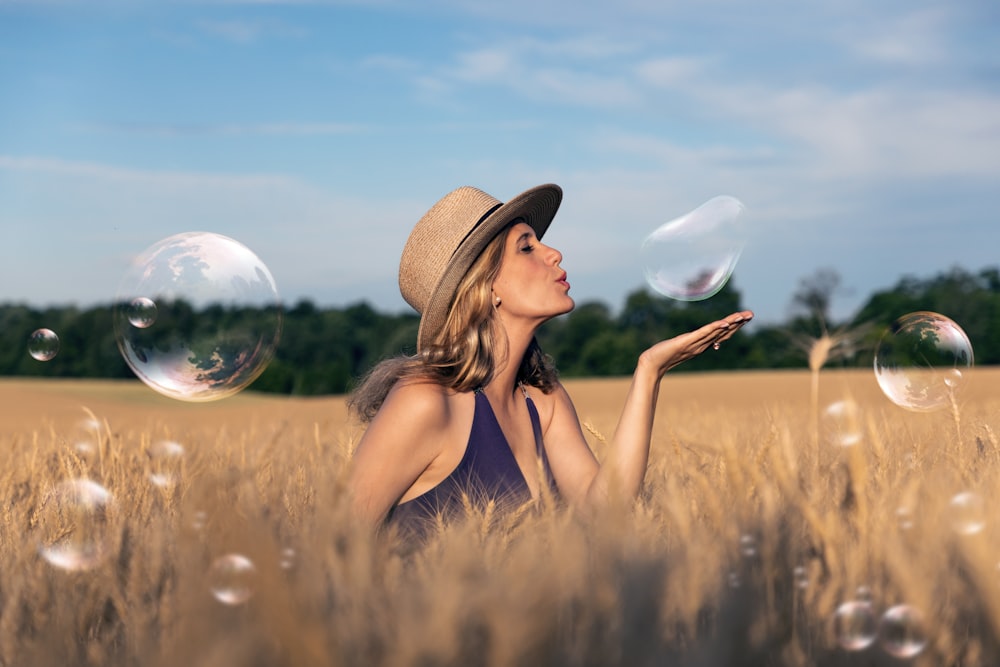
left=399, top=183, right=563, bottom=352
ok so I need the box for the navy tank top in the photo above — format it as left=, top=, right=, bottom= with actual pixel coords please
left=386, top=388, right=557, bottom=544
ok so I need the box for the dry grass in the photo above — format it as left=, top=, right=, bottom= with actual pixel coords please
left=2, top=369, right=1000, bottom=666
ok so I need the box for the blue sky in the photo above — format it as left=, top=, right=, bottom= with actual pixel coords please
left=2, top=0, right=998, bottom=328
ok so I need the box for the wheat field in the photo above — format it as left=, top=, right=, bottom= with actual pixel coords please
left=2, top=368, right=999, bottom=666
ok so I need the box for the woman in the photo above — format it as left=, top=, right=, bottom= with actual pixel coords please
left=346, top=184, right=752, bottom=541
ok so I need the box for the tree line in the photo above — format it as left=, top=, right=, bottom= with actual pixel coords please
left=2, top=265, right=998, bottom=396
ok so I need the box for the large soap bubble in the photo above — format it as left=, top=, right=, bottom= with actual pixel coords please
left=641, top=195, right=746, bottom=301
left=114, top=232, right=282, bottom=402
left=874, top=311, right=973, bottom=412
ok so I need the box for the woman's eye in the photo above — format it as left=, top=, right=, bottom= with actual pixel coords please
left=520, top=245, right=534, bottom=253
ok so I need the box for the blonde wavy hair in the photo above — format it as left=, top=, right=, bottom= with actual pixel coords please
left=348, top=222, right=559, bottom=422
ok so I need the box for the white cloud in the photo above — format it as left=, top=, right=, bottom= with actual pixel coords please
left=3, top=0, right=996, bottom=325
left=511, top=35, right=640, bottom=61
left=196, top=19, right=267, bottom=43
left=841, top=7, right=955, bottom=67
left=0, top=155, right=294, bottom=188
left=419, top=38, right=645, bottom=108
left=77, top=121, right=368, bottom=137
left=360, top=53, right=421, bottom=72
left=189, top=16, right=310, bottom=45
left=451, top=48, right=517, bottom=82
left=635, top=56, right=712, bottom=88
left=681, top=82, right=1000, bottom=180
left=0, top=155, right=417, bottom=308
left=412, top=21, right=1000, bottom=185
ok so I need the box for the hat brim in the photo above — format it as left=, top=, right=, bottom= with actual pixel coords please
left=417, top=183, right=563, bottom=352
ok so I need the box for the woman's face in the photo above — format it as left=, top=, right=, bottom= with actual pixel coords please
left=491, top=221, right=574, bottom=324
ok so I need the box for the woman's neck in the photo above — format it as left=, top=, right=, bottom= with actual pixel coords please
left=484, top=320, right=534, bottom=401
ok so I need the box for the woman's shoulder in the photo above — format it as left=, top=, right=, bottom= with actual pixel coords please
left=380, top=378, right=469, bottom=427
left=525, top=380, right=575, bottom=427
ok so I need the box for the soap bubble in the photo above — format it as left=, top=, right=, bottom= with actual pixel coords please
left=949, top=491, right=985, bottom=536
left=67, top=412, right=103, bottom=459
left=879, top=604, right=927, bottom=659
left=896, top=506, right=915, bottom=531
left=821, top=399, right=863, bottom=447
left=190, top=510, right=208, bottom=533
left=114, top=232, right=282, bottom=402
left=127, top=296, right=158, bottom=329
left=739, top=533, right=757, bottom=558
left=147, top=439, right=185, bottom=488
left=28, top=328, right=59, bottom=361
left=279, top=547, right=297, bottom=571
left=209, top=553, right=257, bottom=605
left=641, top=195, right=745, bottom=301
left=37, top=479, right=116, bottom=572
left=874, top=311, right=973, bottom=412
left=793, top=565, right=810, bottom=590
left=834, top=599, right=878, bottom=651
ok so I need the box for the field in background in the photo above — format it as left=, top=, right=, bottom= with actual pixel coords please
left=1, top=369, right=999, bottom=666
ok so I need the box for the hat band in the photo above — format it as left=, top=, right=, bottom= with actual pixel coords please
left=452, top=201, right=505, bottom=258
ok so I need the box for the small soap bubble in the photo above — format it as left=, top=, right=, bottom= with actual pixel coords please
left=641, top=195, right=746, bottom=301
left=896, top=506, right=915, bottom=531
left=943, top=368, right=963, bottom=388
left=821, top=399, right=863, bottom=447
left=793, top=565, right=810, bottom=590
left=114, top=231, right=282, bottom=402
left=128, top=297, right=158, bottom=329
left=874, top=311, right=974, bottom=412
left=148, top=439, right=185, bottom=488
left=878, top=604, right=927, bottom=659
left=28, top=328, right=59, bottom=361
left=190, top=510, right=208, bottom=532
left=68, top=413, right=103, bottom=459
left=209, top=553, right=257, bottom=605
left=949, top=491, right=985, bottom=536
left=37, top=479, right=116, bottom=572
left=279, top=547, right=297, bottom=571
left=834, top=599, right=878, bottom=651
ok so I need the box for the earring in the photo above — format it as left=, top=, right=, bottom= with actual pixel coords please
left=494, top=295, right=502, bottom=306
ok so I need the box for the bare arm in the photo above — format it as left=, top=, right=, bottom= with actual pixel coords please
left=345, top=381, right=453, bottom=527
left=544, top=310, right=753, bottom=509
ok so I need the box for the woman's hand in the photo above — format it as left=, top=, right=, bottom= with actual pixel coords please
left=638, top=310, right=754, bottom=377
